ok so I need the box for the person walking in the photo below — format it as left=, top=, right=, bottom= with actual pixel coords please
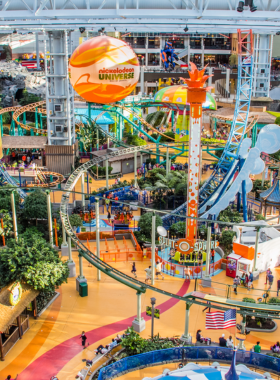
left=277, top=279, right=280, bottom=296
left=80, top=331, right=87, bottom=349
left=211, top=248, right=215, bottom=263
left=145, top=266, right=152, bottom=283
left=233, top=276, right=240, bottom=295
left=268, top=272, right=274, bottom=290
left=254, top=341, right=261, bottom=353
left=248, top=272, right=254, bottom=290
left=105, top=197, right=110, bottom=212
left=265, top=268, right=272, bottom=285
left=131, top=262, right=137, bottom=278
left=107, top=210, right=111, bottom=225
left=156, top=260, right=164, bottom=280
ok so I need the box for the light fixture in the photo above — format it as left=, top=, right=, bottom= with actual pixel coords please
left=13, top=29, right=17, bottom=34
left=184, top=25, right=188, bottom=32
left=79, top=27, right=85, bottom=34
left=276, top=32, right=280, bottom=35
left=237, top=0, right=257, bottom=12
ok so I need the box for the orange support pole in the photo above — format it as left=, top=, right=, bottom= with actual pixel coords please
left=1, top=218, right=5, bottom=246
left=54, top=218, right=58, bottom=247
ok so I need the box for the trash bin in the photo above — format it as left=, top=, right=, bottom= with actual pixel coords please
left=79, top=282, right=88, bottom=297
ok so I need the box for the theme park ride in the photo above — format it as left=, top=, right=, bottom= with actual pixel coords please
left=57, top=31, right=280, bottom=337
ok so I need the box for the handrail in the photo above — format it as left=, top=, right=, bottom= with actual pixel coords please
left=97, top=346, right=280, bottom=380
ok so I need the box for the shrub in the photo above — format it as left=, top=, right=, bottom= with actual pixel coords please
left=170, top=221, right=186, bottom=238
left=242, top=297, right=256, bottom=303
left=126, top=134, right=147, bottom=146
left=255, top=214, right=265, bottom=220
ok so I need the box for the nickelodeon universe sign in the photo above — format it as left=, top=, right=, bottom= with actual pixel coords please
left=159, top=236, right=218, bottom=253
left=98, top=67, right=135, bottom=81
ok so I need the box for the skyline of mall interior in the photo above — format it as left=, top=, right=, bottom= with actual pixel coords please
left=1, top=1, right=280, bottom=380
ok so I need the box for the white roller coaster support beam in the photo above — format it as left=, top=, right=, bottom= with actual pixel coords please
left=46, top=190, right=53, bottom=246
left=96, top=199, right=101, bottom=281
left=11, top=191, right=18, bottom=242
left=81, top=172, right=85, bottom=208
left=134, top=151, right=138, bottom=188
left=151, top=213, right=156, bottom=286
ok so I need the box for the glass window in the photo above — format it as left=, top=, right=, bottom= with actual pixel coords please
left=148, top=36, right=160, bottom=49
left=168, top=37, right=184, bottom=49
left=136, top=54, right=145, bottom=66
left=123, top=36, right=145, bottom=48
left=148, top=53, right=160, bottom=66
left=190, top=37, right=201, bottom=49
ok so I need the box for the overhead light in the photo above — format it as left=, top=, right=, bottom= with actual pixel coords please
left=184, top=25, right=188, bottom=32
left=114, top=27, right=116, bottom=31
left=276, top=32, right=280, bottom=35
left=237, top=1, right=244, bottom=12
left=79, top=27, right=86, bottom=34
left=13, top=29, right=17, bottom=34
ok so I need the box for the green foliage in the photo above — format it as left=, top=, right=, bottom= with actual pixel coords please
left=145, top=168, right=167, bottom=186
left=19, top=90, right=41, bottom=123
left=138, top=212, right=162, bottom=240
left=255, top=214, right=265, bottom=220
left=201, top=138, right=227, bottom=144
left=90, top=165, right=113, bottom=176
left=0, top=209, right=12, bottom=238
left=242, top=297, right=256, bottom=303
left=0, top=186, right=20, bottom=212
left=229, top=54, right=238, bottom=66
left=268, top=297, right=280, bottom=304
left=275, top=117, right=280, bottom=126
left=170, top=221, right=186, bottom=238
left=20, top=226, right=44, bottom=242
left=36, top=290, right=56, bottom=313
left=126, top=134, right=147, bottom=146
left=0, top=235, right=69, bottom=292
left=69, top=214, right=83, bottom=228
left=22, top=189, right=48, bottom=221
left=145, top=158, right=157, bottom=167
left=252, top=179, right=270, bottom=199
left=218, top=207, right=243, bottom=224
left=79, top=120, right=106, bottom=151
left=121, top=327, right=180, bottom=356
left=219, top=230, right=237, bottom=255
left=146, top=111, right=166, bottom=127
left=3, top=126, right=10, bottom=134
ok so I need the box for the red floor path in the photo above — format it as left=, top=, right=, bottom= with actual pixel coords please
left=18, top=280, right=190, bottom=380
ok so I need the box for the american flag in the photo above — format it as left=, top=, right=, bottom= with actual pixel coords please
left=206, top=309, right=236, bottom=329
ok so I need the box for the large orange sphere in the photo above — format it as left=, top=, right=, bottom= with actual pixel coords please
left=68, top=36, right=140, bottom=104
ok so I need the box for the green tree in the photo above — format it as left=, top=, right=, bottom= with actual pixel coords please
left=229, top=54, right=238, bottom=66
left=0, top=209, right=13, bottom=239
left=19, top=90, right=42, bottom=123
left=0, top=235, right=69, bottom=292
left=137, top=212, right=162, bottom=240
left=126, top=134, right=147, bottom=146
left=170, top=221, right=186, bottom=238
left=219, top=230, right=236, bottom=255
left=275, top=117, right=280, bottom=126
left=69, top=214, right=83, bottom=228
left=0, top=186, right=20, bottom=212
left=0, top=111, right=11, bottom=125
left=218, top=207, right=243, bottom=224
left=22, top=189, right=48, bottom=223
left=252, top=179, right=270, bottom=199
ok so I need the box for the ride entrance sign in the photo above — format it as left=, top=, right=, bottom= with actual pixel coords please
left=159, top=236, right=218, bottom=254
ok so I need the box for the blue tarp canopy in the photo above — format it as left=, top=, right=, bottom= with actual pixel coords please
left=75, top=108, right=115, bottom=125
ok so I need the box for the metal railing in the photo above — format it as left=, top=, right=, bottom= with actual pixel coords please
left=97, top=347, right=280, bottom=380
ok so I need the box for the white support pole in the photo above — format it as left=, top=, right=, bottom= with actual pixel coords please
left=166, top=147, right=169, bottom=176
left=253, top=227, right=260, bottom=272
left=106, top=159, right=109, bottom=189
left=201, top=37, right=204, bottom=67
left=78, top=253, right=84, bottom=278
left=208, top=67, right=213, bottom=87
left=132, top=291, right=146, bottom=332
left=140, top=66, right=145, bottom=94
left=96, top=199, right=101, bottom=281
left=36, top=32, right=40, bottom=71
left=61, top=223, right=68, bottom=256
left=226, top=68, right=230, bottom=94
left=67, top=235, right=76, bottom=278
left=46, top=191, right=53, bottom=246
left=202, top=224, right=212, bottom=287
left=181, top=303, right=191, bottom=342
left=81, top=172, right=85, bottom=209
left=68, top=236, right=73, bottom=261
left=151, top=213, right=156, bottom=285
left=134, top=151, right=138, bottom=187
left=10, top=191, right=18, bottom=241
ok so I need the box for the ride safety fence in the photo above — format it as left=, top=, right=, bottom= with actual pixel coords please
left=97, top=347, right=280, bottom=380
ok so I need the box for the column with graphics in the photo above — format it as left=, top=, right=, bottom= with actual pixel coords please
left=181, top=63, right=212, bottom=241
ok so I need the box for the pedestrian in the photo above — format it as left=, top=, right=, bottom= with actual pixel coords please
left=227, top=336, right=234, bottom=348
left=156, top=260, right=164, bottom=280
left=80, top=331, right=87, bottom=349
left=268, top=272, right=274, bottom=290
left=105, top=197, right=110, bottom=212
left=211, top=248, right=215, bottom=263
left=107, top=210, right=111, bottom=224
left=5, top=376, right=18, bottom=380
left=277, top=279, right=280, bottom=296
left=131, top=262, right=137, bottom=278
left=145, top=266, right=152, bottom=283
left=248, top=272, right=254, bottom=290
left=254, top=341, right=261, bottom=353
left=202, top=300, right=211, bottom=313
left=265, top=268, right=272, bottom=285
left=245, top=273, right=249, bottom=289
left=233, top=276, right=240, bottom=295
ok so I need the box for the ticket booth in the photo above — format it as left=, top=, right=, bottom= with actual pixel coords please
left=226, top=253, right=252, bottom=278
